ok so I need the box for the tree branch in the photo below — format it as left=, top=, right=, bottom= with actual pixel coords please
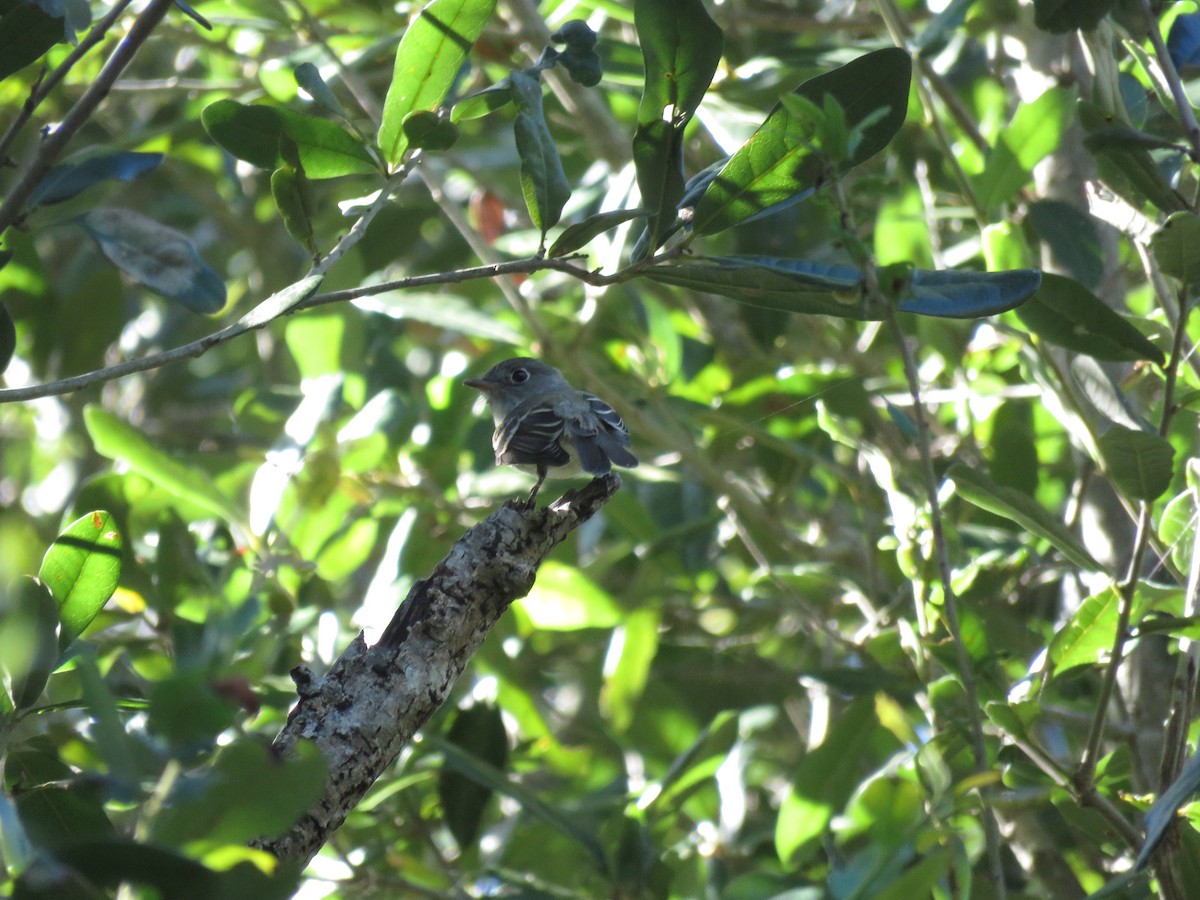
left=254, top=474, right=622, bottom=865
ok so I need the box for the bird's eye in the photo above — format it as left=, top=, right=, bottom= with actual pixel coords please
left=511, top=368, right=529, bottom=384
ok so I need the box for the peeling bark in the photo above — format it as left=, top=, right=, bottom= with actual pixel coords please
left=254, top=475, right=622, bottom=864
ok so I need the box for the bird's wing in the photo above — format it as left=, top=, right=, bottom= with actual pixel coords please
left=572, top=393, right=638, bottom=471
left=495, top=404, right=571, bottom=467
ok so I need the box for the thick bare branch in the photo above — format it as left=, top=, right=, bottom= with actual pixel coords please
left=255, top=475, right=622, bottom=865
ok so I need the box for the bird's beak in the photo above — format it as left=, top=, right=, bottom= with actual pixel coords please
left=464, top=378, right=492, bottom=393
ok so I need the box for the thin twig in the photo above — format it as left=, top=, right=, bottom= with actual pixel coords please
left=0, top=0, right=176, bottom=237
left=1138, top=0, right=1200, bottom=162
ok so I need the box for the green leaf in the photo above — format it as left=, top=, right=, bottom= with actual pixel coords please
left=1077, top=100, right=1188, bottom=215
left=29, top=151, right=163, bottom=207
left=151, top=740, right=327, bottom=846
left=352, top=290, right=523, bottom=343
left=147, top=671, right=239, bottom=750
left=430, top=734, right=608, bottom=869
left=1026, top=199, right=1104, bottom=289
left=7, top=578, right=60, bottom=711
left=1150, top=212, right=1200, bottom=283
left=600, top=607, right=660, bottom=732
left=1033, top=0, right=1118, bottom=34
left=80, top=208, right=226, bottom=314
left=971, top=87, right=1073, bottom=209
left=271, top=164, right=317, bottom=257
left=947, top=464, right=1101, bottom=570
left=438, top=703, right=508, bottom=850
left=548, top=207, right=649, bottom=258
left=378, top=0, right=497, bottom=164
left=38, top=511, right=122, bottom=650
left=692, top=48, right=910, bottom=235
left=776, top=698, right=877, bottom=863
left=201, top=99, right=377, bottom=178
left=632, top=0, right=723, bottom=252
left=293, top=61, right=347, bottom=119
left=401, top=110, right=459, bottom=151
left=1048, top=585, right=1120, bottom=672
left=644, top=257, right=1038, bottom=321
left=514, top=562, right=622, bottom=631
left=1159, top=481, right=1198, bottom=573
left=1015, top=272, right=1165, bottom=364
left=1098, top=425, right=1175, bottom=501
left=0, top=1, right=63, bottom=82
left=0, top=301, right=14, bottom=373
left=511, top=71, right=571, bottom=240
left=22, top=839, right=218, bottom=899
left=83, top=406, right=246, bottom=530
left=77, top=657, right=141, bottom=796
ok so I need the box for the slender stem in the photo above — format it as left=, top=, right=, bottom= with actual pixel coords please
left=1139, top=0, right=1200, bottom=162
left=0, top=0, right=176, bottom=237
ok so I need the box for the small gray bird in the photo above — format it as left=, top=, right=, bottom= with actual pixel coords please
left=465, top=357, right=638, bottom=505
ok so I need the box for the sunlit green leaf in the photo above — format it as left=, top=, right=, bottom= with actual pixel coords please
left=38, top=510, right=121, bottom=650
left=202, top=99, right=377, bottom=178
left=378, top=0, right=497, bottom=163
left=83, top=407, right=246, bottom=530
left=514, top=562, right=621, bottom=631
left=693, top=48, right=910, bottom=235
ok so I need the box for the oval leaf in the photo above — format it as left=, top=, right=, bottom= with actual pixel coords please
left=401, top=109, right=459, bottom=151
left=202, top=99, right=377, bottom=178
left=80, top=208, right=226, bottom=313
left=438, top=703, right=508, bottom=850
left=1150, top=211, right=1200, bottom=284
left=1098, top=425, right=1176, bottom=501
left=38, top=511, right=122, bottom=650
left=947, top=463, right=1101, bottom=570
left=632, top=0, right=723, bottom=251
left=548, top=207, right=649, bottom=258
left=511, top=71, right=570, bottom=239
left=378, top=0, right=497, bottom=164
left=29, top=151, right=163, bottom=207
left=9, top=578, right=61, bottom=710
left=83, top=406, right=246, bottom=528
left=0, top=2, right=63, bottom=82
left=1015, top=272, right=1165, bottom=364
left=693, top=48, right=910, bottom=235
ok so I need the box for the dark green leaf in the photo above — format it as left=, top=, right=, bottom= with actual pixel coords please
left=38, top=510, right=121, bottom=650
left=1098, top=425, right=1175, bottom=501
left=271, top=165, right=317, bottom=256
left=0, top=300, right=14, bottom=373
left=430, top=734, right=608, bottom=869
left=511, top=71, right=570, bottom=239
left=1077, top=100, right=1188, bottom=215
left=1015, top=273, right=1165, bottom=364
left=947, top=463, right=1101, bottom=570
left=378, top=0, right=497, bottom=163
left=1150, top=211, right=1200, bottom=283
left=0, top=1, right=62, bottom=82
left=548, top=207, right=649, bottom=257
left=293, top=61, right=346, bottom=118
left=644, top=257, right=1038, bottom=321
left=401, top=109, right=459, bottom=150
left=147, top=671, right=239, bottom=751
left=202, top=99, right=377, bottom=178
left=151, top=740, right=326, bottom=845
left=438, top=703, right=508, bottom=850
left=550, top=20, right=602, bottom=86
left=450, top=79, right=513, bottom=121
left=1026, top=199, right=1104, bottom=289
left=632, top=0, right=723, bottom=253
left=8, top=578, right=60, bottom=710
left=80, top=208, right=226, bottom=314
left=29, top=152, right=163, bottom=207
left=18, top=839, right=218, bottom=900
left=1033, top=0, right=1118, bottom=34
left=1138, top=750, right=1200, bottom=870
left=693, top=48, right=911, bottom=235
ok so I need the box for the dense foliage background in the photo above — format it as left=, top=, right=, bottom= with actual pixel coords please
left=2, top=0, right=1199, bottom=897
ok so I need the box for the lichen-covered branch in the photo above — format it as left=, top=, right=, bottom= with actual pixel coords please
left=255, top=475, right=622, bottom=865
